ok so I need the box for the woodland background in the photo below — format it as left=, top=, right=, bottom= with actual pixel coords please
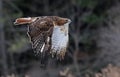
left=1, top=0, right=120, bottom=77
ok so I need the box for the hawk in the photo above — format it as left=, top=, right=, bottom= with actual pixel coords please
left=14, top=16, right=71, bottom=59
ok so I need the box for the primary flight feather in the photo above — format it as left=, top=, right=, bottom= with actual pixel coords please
left=14, top=16, right=71, bottom=59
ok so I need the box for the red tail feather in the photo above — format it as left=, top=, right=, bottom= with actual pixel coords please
left=14, top=17, right=36, bottom=25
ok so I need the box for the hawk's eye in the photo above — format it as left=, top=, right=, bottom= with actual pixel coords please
left=65, top=20, right=68, bottom=23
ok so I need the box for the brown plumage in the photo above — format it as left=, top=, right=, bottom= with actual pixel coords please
left=14, top=16, right=71, bottom=60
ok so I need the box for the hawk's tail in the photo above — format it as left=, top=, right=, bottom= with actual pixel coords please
left=14, top=17, right=37, bottom=25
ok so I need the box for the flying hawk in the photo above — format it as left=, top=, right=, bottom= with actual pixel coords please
left=14, top=16, right=71, bottom=59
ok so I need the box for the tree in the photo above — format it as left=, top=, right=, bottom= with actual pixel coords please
left=0, top=0, right=8, bottom=76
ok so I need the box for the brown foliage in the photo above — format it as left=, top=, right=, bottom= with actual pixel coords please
left=95, top=64, right=120, bottom=77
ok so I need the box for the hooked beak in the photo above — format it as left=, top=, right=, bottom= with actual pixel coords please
left=68, top=19, right=71, bottom=23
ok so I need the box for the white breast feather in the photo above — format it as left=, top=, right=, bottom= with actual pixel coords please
left=51, top=23, right=69, bottom=55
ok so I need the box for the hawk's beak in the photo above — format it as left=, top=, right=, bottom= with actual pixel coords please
left=14, top=17, right=37, bottom=25
left=68, top=19, right=71, bottom=23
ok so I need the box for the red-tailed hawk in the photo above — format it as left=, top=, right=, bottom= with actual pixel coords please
left=14, top=16, right=71, bottom=59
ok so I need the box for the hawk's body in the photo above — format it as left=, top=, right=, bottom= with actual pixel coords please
left=51, top=23, right=69, bottom=58
left=14, top=16, right=71, bottom=59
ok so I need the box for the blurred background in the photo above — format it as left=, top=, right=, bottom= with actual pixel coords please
left=1, top=0, right=120, bottom=77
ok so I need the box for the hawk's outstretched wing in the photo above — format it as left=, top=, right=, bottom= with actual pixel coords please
left=14, top=17, right=54, bottom=56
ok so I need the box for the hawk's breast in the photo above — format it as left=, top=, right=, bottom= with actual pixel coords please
left=51, top=23, right=69, bottom=57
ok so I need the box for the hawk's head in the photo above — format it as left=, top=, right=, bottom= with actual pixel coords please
left=51, top=16, right=71, bottom=26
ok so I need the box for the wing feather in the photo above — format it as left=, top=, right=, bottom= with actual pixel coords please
left=27, top=17, right=54, bottom=55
